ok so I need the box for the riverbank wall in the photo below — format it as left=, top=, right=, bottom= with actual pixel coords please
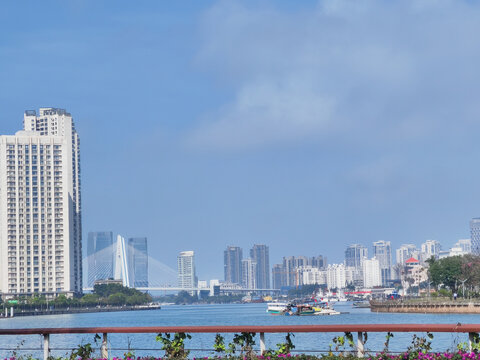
left=0, top=304, right=160, bottom=318
left=370, top=301, right=480, bottom=313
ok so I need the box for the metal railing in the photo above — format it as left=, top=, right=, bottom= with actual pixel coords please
left=1, top=324, right=480, bottom=360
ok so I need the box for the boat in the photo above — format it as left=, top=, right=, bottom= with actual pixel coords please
left=266, top=301, right=290, bottom=315
left=313, top=306, right=341, bottom=315
left=285, top=303, right=316, bottom=316
left=352, top=301, right=370, bottom=308
left=267, top=299, right=340, bottom=316
left=312, top=300, right=340, bottom=315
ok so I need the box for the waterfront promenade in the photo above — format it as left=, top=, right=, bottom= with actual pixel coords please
left=1, top=303, right=479, bottom=358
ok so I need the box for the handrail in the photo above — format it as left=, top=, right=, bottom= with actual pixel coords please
left=0, top=323, right=478, bottom=335
left=2, top=324, right=480, bottom=360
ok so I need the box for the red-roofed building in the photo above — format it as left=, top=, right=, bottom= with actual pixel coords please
left=405, top=257, right=419, bottom=265
left=401, top=257, right=427, bottom=293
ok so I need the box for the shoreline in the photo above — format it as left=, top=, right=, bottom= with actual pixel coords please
left=370, top=300, right=480, bottom=313
left=0, top=304, right=161, bottom=318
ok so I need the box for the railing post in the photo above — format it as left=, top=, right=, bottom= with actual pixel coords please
left=101, top=332, right=108, bottom=359
left=469, top=332, right=475, bottom=352
left=260, top=332, right=266, bottom=354
left=357, top=331, right=365, bottom=358
left=43, top=334, right=50, bottom=360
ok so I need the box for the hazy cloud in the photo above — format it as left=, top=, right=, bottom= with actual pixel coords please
left=187, top=0, right=480, bottom=150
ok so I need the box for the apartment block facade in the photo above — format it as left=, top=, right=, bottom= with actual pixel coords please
left=0, top=108, right=82, bottom=297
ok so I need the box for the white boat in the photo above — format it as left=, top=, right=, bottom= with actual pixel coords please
left=313, top=306, right=340, bottom=315
left=266, top=302, right=290, bottom=315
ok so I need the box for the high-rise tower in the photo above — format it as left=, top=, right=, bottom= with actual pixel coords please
left=87, top=231, right=114, bottom=287
left=128, top=237, right=148, bottom=288
left=250, top=244, right=270, bottom=289
left=345, top=244, right=368, bottom=269
left=178, top=251, right=197, bottom=295
left=373, top=240, right=392, bottom=286
left=470, top=218, right=480, bottom=255
left=224, top=246, right=243, bottom=284
left=0, top=108, right=82, bottom=297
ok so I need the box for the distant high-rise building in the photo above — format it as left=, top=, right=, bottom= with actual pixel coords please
left=274, top=255, right=327, bottom=288
left=345, top=244, right=368, bottom=268
left=455, top=239, right=472, bottom=253
left=250, top=244, right=270, bottom=289
left=224, top=246, right=243, bottom=284
left=0, top=108, right=82, bottom=297
left=178, top=251, right=197, bottom=295
left=326, top=264, right=353, bottom=290
left=345, top=244, right=368, bottom=287
left=272, top=264, right=284, bottom=289
left=396, top=244, right=417, bottom=265
left=241, top=258, right=257, bottom=289
left=310, top=255, right=327, bottom=269
left=363, top=257, right=381, bottom=288
left=282, top=256, right=297, bottom=287
left=299, top=266, right=326, bottom=286
left=87, top=232, right=114, bottom=287
left=128, top=237, right=148, bottom=288
left=470, top=219, right=480, bottom=255
left=373, top=240, right=392, bottom=286
left=420, top=239, right=441, bottom=261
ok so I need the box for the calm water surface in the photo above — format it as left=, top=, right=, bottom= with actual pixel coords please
left=0, top=302, right=478, bottom=358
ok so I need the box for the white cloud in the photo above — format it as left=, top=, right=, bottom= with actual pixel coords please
left=186, top=0, right=480, bottom=150
left=188, top=79, right=336, bottom=149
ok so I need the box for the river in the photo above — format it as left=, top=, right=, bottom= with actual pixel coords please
left=0, top=302, right=477, bottom=358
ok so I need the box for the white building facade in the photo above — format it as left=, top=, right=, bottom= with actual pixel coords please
left=177, top=251, right=197, bottom=295
left=420, top=240, right=441, bottom=262
left=299, top=266, right=327, bottom=286
left=0, top=108, right=82, bottom=297
left=363, top=257, right=381, bottom=288
left=241, top=258, right=257, bottom=289
left=325, top=264, right=354, bottom=290
left=396, top=244, right=418, bottom=265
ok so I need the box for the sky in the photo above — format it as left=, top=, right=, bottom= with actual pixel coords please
left=1, top=0, right=480, bottom=282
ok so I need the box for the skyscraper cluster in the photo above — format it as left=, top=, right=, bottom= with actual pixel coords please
left=271, top=255, right=326, bottom=289
left=223, top=244, right=270, bottom=289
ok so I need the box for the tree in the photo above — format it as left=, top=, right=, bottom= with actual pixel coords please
left=428, top=256, right=463, bottom=291
left=107, top=293, right=126, bottom=306
left=80, top=294, right=100, bottom=306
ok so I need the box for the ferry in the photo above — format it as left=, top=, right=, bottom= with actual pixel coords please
left=266, top=301, right=291, bottom=315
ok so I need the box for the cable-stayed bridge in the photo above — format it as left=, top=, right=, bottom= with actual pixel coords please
left=83, top=235, right=177, bottom=291
left=83, top=236, right=279, bottom=293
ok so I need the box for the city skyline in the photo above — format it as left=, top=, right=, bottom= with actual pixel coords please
left=2, top=1, right=480, bottom=281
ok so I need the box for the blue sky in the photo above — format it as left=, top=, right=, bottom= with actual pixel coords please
left=1, top=0, right=480, bottom=281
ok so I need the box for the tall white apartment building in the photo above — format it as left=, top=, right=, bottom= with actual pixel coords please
left=0, top=108, right=82, bottom=297
left=396, top=244, right=418, bottom=265
left=455, top=239, right=472, bottom=254
left=177, top=251, right=197, bottom=295
left=420, top=240, right=441, bottom=262
left=363, top=257, right=381, bottom=288
left=325, top=264, right=354, bottom=290
left=297, top=266, right=327, bottom=286
left=241, top=258, right=257, bottom=289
